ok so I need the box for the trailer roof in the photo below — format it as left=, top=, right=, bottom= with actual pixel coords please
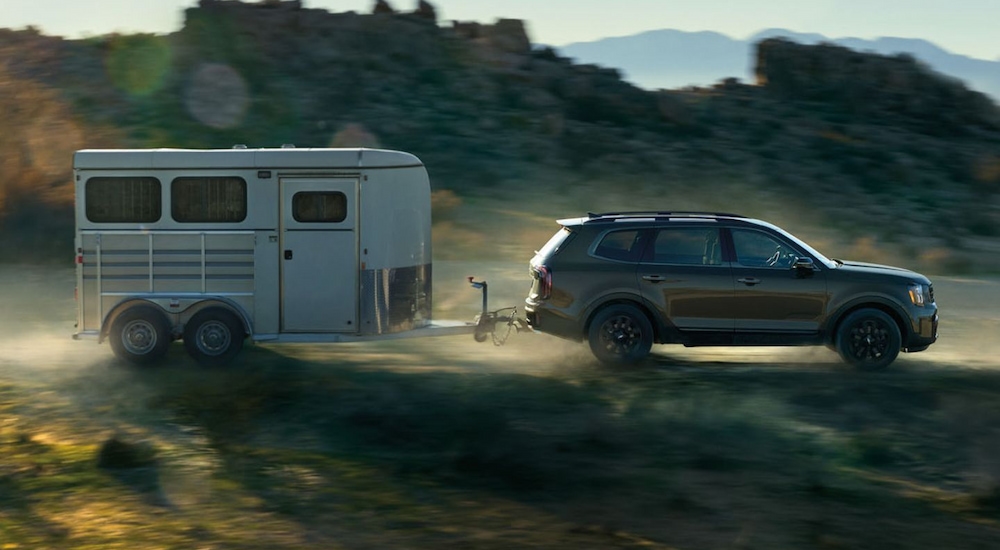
left=73, top=147, right=423, bottom=170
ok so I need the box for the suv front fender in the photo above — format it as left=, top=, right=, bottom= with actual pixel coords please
left=823, top=295, right=911, bottom=344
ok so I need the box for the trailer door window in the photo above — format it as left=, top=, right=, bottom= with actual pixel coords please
left=292, top=192, right=347, bottom=223
left=85, top=177, right=162, bottom=223
left=171, top=177, right=247, bottom=223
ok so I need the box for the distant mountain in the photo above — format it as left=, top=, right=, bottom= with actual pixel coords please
left=559, top=28, right=1000, bottom=101
left=556, top=29, right=746, bottom=90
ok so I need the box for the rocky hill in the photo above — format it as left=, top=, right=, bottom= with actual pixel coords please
left=559, top=28, right=1000, bottom=101
left=1, top=0, right=999, bottom=271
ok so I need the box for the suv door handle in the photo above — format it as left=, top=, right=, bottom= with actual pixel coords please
left=642, top=274, right=666, bottom=282
left=737, top=277, right=761, bottom=286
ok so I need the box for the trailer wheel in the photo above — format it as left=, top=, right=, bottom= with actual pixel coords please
left=109, top=306, right=171, bottom=366
left=183, top=308, right=245, bottom=367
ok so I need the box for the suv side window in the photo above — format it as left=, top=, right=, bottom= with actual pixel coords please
left=731, top=228, right=802, bottom=268
left=646, top=227, right=723, bottom=265
left=593, top=229, right=646, bottom=262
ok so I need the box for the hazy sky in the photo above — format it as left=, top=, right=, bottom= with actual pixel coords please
left=2, top=0, right=998, bottom=60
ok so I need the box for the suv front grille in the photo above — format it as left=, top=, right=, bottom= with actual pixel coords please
left=928, top=284, right=935, bottom=304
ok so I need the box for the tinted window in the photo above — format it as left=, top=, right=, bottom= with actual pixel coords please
left=731, top=229, right=802, bottom=268
left=536, top=227, right=574, bottom=260
left=649, top=227, right=722, bottom=265
left=85, top=177, right=162, bottom=223
left=171, top=177, right=247, bottom=223
left=594, top=230, right=644, bottom=262
left=293, top=192, right=347, bottom=223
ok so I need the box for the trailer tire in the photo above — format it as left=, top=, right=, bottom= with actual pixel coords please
left=183, top=308, right=245, bottom=367
left=109, top=305, right=171, bottom=366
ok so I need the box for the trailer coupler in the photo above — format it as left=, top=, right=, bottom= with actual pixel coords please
left=468, top=277, right=530, bottom=346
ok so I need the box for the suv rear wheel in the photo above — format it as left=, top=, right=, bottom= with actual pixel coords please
left=588, top=304, right=654, bottom=365
left=835, top=308, right=901, bottom=370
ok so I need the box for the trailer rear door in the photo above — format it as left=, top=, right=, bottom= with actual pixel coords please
left=280, top=178, right=359, bottom=332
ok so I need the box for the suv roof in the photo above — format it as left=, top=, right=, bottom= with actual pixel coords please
left=557, top=211, right=750, bottom=226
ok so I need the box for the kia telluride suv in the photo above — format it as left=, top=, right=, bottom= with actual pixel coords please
left=524, top=212, right=938, bottom=369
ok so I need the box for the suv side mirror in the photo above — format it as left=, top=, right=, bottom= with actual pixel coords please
left=792, top=257, right=815, bottom=270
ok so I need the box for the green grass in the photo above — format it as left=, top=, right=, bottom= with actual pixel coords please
left=3, top=342, right=1000, bottom=549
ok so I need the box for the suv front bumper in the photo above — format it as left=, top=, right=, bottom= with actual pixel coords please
left=904, top=311, right=938, bottom=352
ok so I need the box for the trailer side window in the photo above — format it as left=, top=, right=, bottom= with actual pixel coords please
left=293, top=192, right=347, bottom=223
left=85, top=177, right=162, bottom=223
left=171, top=177, right=247, bottom=223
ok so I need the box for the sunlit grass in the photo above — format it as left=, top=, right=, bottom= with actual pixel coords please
left=3, top=267, right=1000, bottom=548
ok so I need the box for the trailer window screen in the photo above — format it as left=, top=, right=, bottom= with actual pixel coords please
left=85, top=177, right=162, bottom=223
left=293, top=192, right=347, bottom=223
left=171, top=177, right=247, bottom=223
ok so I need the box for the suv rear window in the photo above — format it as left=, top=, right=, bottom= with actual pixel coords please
left=594, top=230, right=645, bottom=262
left=536, top=227, right=574, bottom=259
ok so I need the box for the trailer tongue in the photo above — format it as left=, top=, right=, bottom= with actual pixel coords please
left=468, top=277, right=530, bottom=346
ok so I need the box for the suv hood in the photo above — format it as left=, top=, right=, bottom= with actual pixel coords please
left=835, top=260, right=930, bottom=282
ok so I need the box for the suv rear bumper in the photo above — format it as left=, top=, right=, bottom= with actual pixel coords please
left=524, top=300, right=583, bottom=342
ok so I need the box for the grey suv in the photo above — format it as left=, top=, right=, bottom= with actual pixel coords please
left=524, top=212, right=938, bottom=369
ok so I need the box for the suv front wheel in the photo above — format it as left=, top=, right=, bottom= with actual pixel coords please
left=835, top=308, right=901, bottom=370
left=588, top=304, right=654, bottom=365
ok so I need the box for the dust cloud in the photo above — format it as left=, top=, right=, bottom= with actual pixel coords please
left=0, top=266, right=84, bottom=370
left=2, top=263, right=999, bottom=377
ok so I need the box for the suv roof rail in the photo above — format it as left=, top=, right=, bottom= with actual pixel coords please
left=586, top=211, right=745, bottom=219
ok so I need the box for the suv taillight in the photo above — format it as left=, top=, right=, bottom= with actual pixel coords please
left=536, top=265, right=552, bottom=300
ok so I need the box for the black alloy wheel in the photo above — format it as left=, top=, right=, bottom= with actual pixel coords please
left=836, top=308, right=901, bottom=370
left=588, top=304, right=654, bottom=365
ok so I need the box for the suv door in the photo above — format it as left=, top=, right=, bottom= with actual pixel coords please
left=727, top=227, right=828, bottom=335
left=637, top=226, right=735, bottom=335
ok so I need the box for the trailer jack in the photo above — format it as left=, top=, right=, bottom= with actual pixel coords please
left=468, top=277, right=530, bottom=346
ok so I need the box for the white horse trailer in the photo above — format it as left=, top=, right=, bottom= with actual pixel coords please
left=73, top=147, right=518, bottom=365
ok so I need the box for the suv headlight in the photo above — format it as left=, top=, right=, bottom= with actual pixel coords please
left=908, top=283, right=927, bottom=306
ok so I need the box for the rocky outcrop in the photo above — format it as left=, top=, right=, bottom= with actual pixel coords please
left=414, top=0, right=436, bottom=21
left=451, top=19, right=531, bottom=55
left=756, top=38, right=1000, bottom=134
left=373, top=0, right=394, bottom=15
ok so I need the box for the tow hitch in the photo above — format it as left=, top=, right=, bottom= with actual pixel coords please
left=468, top=277, right=530, bottom=345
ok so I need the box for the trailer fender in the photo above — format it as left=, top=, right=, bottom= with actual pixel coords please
left=178, top=299, right=253, bottom=338
left=100, top=299, right=173, bottom=344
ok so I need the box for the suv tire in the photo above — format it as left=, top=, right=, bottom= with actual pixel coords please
left=835, top=308, right=901, bottom=370
left=588, top=304, right=654, bottom=365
